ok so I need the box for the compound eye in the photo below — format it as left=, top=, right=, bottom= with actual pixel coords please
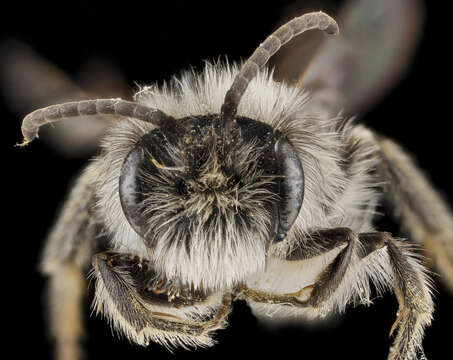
left=119, top=128, right=182, bottom=240
left=274, top=137, right=304, bottom=241
left=119, top=143, right=148, bottom=239
left=234, top=117, right=304, bottom=242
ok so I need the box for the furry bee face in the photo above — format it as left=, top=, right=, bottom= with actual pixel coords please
left=18, top=14, right=332, bottom=293
left=118, top=114, right=300, bottom=289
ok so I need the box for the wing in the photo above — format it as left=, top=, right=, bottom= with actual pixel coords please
left=270, top=0, right=425, bottom=118
left=0, top=40, right=131, bottom=157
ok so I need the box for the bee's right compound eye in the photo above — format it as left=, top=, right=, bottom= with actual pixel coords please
left=119, top=143, right=148, bottom=239
left=119, top=127, right=183, bottom=240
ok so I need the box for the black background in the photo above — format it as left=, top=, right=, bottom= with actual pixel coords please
left=1, top=1, right=450, bottom=359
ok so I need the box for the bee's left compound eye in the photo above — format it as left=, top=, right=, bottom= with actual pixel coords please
left=274, top=137, right=304, bottom=241
left=234, top=117, right=305, bottom=242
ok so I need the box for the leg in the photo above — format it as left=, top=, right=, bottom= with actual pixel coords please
left=289, top=228, right=357, bottom=307
left=386, top=240, right=433, bottom=360
left=40, top=165, right=98, bottom=360
left=356, top=125, right=453, bottom=293
left=241, top=228, right=385, bottom=307
left=242, top=229, right=433, bottom=360
left=91, top=251, right=232, bottom=349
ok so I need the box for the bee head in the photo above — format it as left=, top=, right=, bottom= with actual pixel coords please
left=119, top=114, right=304, bottom=288
left=116, top=11, right=339, bottom=289
left=19, top=12, right=336, bottom=290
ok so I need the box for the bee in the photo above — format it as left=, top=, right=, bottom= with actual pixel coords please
left=9, top=1, right=449, bottom=360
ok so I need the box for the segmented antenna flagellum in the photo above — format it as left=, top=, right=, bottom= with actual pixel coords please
left=220, top=11, right=339, bottom=137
